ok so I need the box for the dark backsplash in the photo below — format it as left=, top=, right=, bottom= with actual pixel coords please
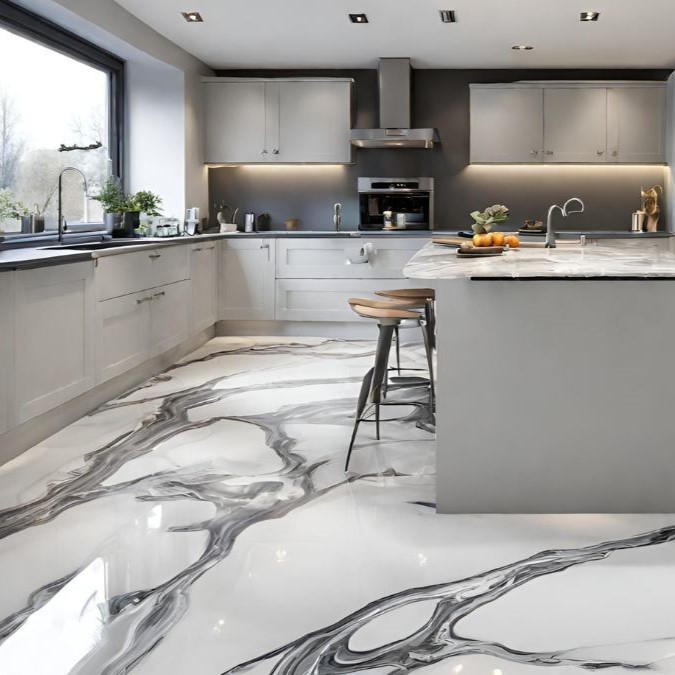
left=208, top=68, right=671, bottom=232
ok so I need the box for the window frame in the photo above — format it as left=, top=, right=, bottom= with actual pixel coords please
left=0, top=0, right=125, bottom=181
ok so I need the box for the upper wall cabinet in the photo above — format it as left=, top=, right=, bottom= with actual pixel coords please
left=470, top=87, right=544, bottom=163
left=203, top=78, right=353, bottom=164
left=470, top=82, right=666, bottom=164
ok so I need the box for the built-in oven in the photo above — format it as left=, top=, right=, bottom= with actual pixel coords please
left=358, top=177, right=434, bottom=231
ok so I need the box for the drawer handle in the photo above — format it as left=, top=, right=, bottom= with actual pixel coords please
left=192, top=246, right=203, bottom=252
left=206, top=245, right=215, bottom=250
left=153, top=291, right=166, bottom=299
left=136, top=296, right=152, bottom=304
left=149, top=253, right=162, bottom=259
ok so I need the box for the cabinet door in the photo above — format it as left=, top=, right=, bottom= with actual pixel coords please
left=607, top=87, right=666, bottom=163
left=218, top=240, right=275, bottom=320
left=470, top=87, right=543, bottom=163
left=276, top=279, right=413, bottom=322
left=544, top=88, right=607, bottom=162
left=190, top=244, right=217, bottom=332
left=0, top=273, right=14, bottom=435
left=204, top=81, right=267, bottom=163
left=275, top=81, right=352, bottom=163
left=150, top=281, right=191, bottom=356
left=97, top=292, right=151, bottom=383
left=14, top=262, right=95, bottom=424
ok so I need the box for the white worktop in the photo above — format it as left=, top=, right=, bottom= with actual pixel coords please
left=405, top=241, right=675, bottom=279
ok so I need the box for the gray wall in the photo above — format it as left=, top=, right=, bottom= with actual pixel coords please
left=208, top=69, right=671, bottom=232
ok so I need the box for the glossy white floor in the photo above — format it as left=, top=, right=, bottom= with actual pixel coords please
left=1, top=337, right=675, bottom=675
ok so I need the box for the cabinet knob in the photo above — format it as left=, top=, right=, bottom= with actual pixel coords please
left=530, top=149, right=539, bottom=156
left=149, top=252, right=161, bottom=260
left=597, top=150, right=605, bottom=156
left=272, top=149, right=280, bottom=155
left=544, top=150, right=554, bottom=156
left=260, top=149, right=268, bottom=155
left=612, top=150, right=619, bottom=157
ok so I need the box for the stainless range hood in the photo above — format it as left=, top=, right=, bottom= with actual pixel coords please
left=350, top=58, right=440, bottom=149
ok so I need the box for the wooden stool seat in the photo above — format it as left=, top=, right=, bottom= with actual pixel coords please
left=350, top=304, right=420, bottom=321
left=348, top=297, right=424, bottom=311
left=375, top=288, right=435, bottom=301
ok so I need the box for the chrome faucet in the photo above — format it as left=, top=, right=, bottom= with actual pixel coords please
left=43, top=167, right=90, bottom=244
left=545, top=197, right=585, bottom=248
left=333, top=202, right=342, bottom=232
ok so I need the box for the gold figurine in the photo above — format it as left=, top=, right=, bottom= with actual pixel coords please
left=641, top=185, right=663, bottom=233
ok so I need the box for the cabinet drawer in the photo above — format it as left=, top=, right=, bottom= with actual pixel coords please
left=97, top=292, right=152, bottom=383
left=97, top=246, right=189, bottom=300
left=276, top=238, right=427, bottom=279
left=275, top=279, right=414, bottom=322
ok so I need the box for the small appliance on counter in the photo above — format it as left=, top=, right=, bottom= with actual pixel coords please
left=185, top=207, right=200, bottom=235
left=243, top=212, right=256, bottom=232
left=358, top=177, right=434, bottom=231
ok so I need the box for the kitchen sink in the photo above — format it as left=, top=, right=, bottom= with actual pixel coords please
left=41, top=240, right=153, bottom=251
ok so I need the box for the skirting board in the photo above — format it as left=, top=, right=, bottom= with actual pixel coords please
left=0, top=327, right=215, bottom=467
left=217, top=320, right=378, bottom=340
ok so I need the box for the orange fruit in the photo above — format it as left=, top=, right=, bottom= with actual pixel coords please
left=504, top=235, right=520, bottom=248
left=491, top=232, right=505, bottom=246
left=472, top=233, right=492, bottom=247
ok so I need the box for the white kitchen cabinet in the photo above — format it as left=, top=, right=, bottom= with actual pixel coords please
left=276, top=237, right=426, bottom=279
left=150, top=281, right=190, bottom=356
left=203, top=81, right=267, bottom=164
left=219, top=239, right=276, bottom=320
left=470, top=82, right=666, bottom=164
left=202, top=77, right=353, bottom=164
left=0, top=273, right=14, bottom=434
left=190, top=243, right=217, bottom=332
left=607, top=86, right=666, bottom=163
left=276, top=278, right=413, bottom=322
left=544, top=88, right=607, bottom=163
left=96, top=245, right=189, bottom=301
left=277, top=81, right=352, bottom=163
left=469, top=87, right=544, bottom=163
left=14, top=262, right=95, bottom=424
left=98, top=291, right=151, bottom=383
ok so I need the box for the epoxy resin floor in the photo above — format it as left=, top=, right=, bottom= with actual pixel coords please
left=1, top=338, right=675, bottom=674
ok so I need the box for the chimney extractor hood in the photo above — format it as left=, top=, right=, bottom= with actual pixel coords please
left=350, top=58, right=440, bottom=149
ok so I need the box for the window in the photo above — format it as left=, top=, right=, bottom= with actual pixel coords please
left=0, top=0, right=124, bottom=236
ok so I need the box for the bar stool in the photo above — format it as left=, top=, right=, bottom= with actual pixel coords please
left=345, top=299, right=434, bottom=471
left=376, top=288, right=436, bottom=349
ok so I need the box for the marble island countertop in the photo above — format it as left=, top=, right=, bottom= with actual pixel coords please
left=405, top=241, right=675, bottom=280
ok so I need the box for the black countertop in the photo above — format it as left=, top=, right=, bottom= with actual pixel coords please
left=1, top=229, right=671, bottom=272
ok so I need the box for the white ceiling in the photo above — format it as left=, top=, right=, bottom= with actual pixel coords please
left=114, top=0, right=675, bottom=70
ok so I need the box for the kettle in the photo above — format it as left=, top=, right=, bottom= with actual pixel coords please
left=244, top=212, right=255, bottom=233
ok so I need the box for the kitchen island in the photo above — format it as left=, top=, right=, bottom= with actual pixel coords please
left=405, top=242, right=675, bottom=513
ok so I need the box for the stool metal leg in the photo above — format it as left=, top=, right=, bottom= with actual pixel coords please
left=345, top=367, right=374, bottom=471
left=421, top=320, right=435, bottom=412
left=345, top=322, right=395, bottom=471
left=394, top=325, right=401, bottom=375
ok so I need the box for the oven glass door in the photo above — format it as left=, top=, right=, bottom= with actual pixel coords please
left=359, top=191, right=431, bottom=230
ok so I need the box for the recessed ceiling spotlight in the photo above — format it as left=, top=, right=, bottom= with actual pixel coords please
left=580, top=11, right=600, bottom=21
left=181, top=11, right=203, bottom=22
left=512, top=45, right=534, bottom=50
left=439, top=10, right=457, bottom=23
left=349, top=13, right=369, bottom=23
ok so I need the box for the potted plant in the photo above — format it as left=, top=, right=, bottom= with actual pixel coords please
left=0, top=189, right=29, bottom=234
left=92, top=178, right=126, bottom=234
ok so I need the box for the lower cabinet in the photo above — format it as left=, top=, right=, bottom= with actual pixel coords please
left=14, top=262, right=95, bottom=424
left=218, top=239, right=276, bottom=320
left=150, top=281, right=190, bottom=356
left=190, top=243, right=217, bottom=332
left=276, top=278, right=413, bottom=322
left=98, top=291, right=151, bottom=383
left=97, top=281, right=190, bottom=383
left=0, top=273, right=14, bottom=434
